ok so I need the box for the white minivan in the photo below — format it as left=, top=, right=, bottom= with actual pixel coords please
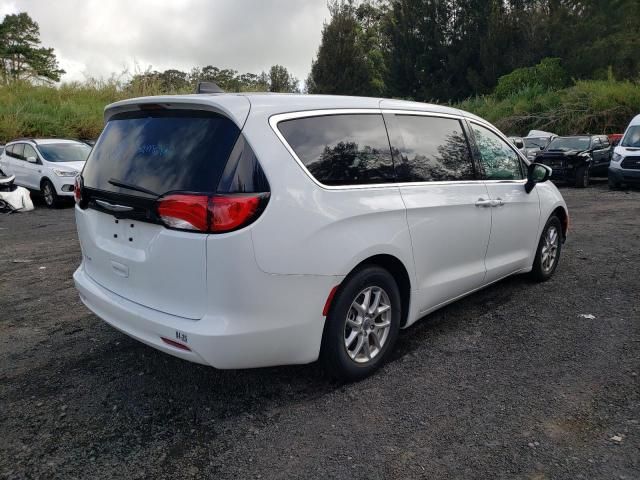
left=73, top=94, right=568, bottom=380
left=0, top=139, right=92, bottom=207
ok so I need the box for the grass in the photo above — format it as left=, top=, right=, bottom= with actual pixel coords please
left=1, top=77, right=639, bottom=141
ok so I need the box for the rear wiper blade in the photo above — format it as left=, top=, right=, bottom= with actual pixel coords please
left=108, top=178, right=159, bottom=197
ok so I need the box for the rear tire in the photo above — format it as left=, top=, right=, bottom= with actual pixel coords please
left=321, top=266, right=401, bottom=382
left=531, top=215, right=562, bottom=282
left=41, top=179, right=60, bottom=208
left=574, top=165, right=589, bottom=188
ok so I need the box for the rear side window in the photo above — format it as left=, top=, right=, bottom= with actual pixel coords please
left=23, top=144, right=38, bottom=161
left=12, top=143, right=24, bottom=160
left=388, top=115, right=475, bottom=182
left=278, top=114, right=395, bottom=186
left=83, top=110, right=241, bottom=196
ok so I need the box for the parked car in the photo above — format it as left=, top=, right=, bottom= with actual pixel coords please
left=523, top=130, right=556, bottom=161
left=534, top=135, right=612, bottom=187
left=508, top=136, right=525, bottom=150
left=608, top=133, right=623, bottom=147
left=0, top=139, right=92, bottom=208
left=609, top=114, right=640, bottom=189
left=73, top=94, right=568, bottom=380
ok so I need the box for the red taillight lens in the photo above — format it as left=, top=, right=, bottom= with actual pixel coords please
left=157, top=194, right=209, bottom=231
left=156, top=193, right=268, bottom=233
left=210, top=195, right=262, bottom=232
left=74, top=175, right=82, bottom=205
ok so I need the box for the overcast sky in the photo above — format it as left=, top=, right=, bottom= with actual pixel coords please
left=0, top=0, right=329, bottom=84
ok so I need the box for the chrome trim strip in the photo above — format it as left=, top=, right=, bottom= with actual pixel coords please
left=95, top=199, right=134, bottom=212
left=268, top=108, right=525, bottom=191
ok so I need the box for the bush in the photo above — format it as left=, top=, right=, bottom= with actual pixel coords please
left=494, top=58, right=569, bottom=100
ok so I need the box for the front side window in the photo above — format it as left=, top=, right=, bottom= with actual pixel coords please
left=23, top=144, right=38, bottom=161
left=472, top=124, right=524, bottom=180
left=390, top=115, right=475, bottom=182
left=277, top=114, right=395, bottom=186
left=622, top=126, right=640, bottom=148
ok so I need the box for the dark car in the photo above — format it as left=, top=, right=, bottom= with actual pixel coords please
left=534, top=135, right=612, bottom=187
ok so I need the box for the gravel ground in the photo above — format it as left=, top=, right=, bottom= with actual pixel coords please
left=1, top=183, right=638, bottom=480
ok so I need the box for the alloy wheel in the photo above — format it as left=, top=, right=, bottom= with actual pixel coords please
left=43, top=183, right=54, bottom=206
left=541, top=226, right=559, bottom=273
left=344, top=286, right=392, bottom=364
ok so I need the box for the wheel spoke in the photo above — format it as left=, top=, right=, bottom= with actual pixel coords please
left=371, top=330, right=382, bottom=350
left=368, top=289, right=381, bottom=315
left=372, top=304, right=390, bottom=319
left=362, top=337, right=372, bottom=360
left=345, top=330, right=358, bottom=348
left=346, top=315, right=362, bottom=329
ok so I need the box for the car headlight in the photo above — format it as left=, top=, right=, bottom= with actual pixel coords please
left=52, top=168, right=78, bottom=177
left=612, top=152, right=623, bottom=163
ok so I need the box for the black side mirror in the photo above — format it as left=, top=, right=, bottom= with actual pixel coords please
left=514, top=139, right=524, bottom=149
left=525, top=163, right=552, bottom=193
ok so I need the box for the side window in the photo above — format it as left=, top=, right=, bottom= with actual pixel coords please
left=5, top=145, right=14, bottom=157
left=592, top=137, right=602, bottom=149
left=471, top=124, right=524, bottom=180
left=389, top=115, right=475, bottom=182
left=12, top=143, right=25, bottom=161
left=277, top=114, right=395, bottom=186
left=23, top=144, right=38, bottom=161
left=600, top=137, right=609, bottom=148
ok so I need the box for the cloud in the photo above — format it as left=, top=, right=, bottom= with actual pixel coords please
left=10, top=0, right=329, bottom=84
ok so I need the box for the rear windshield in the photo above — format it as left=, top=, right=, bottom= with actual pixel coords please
left=38, top=143, right=92, bottom=162
left=82, top=110, right=240, bottom=196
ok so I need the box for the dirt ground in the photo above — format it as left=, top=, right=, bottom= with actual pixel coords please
left=0, top=182, right=638, bottom=480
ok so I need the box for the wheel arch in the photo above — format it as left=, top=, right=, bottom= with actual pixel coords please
left=551, top=205, right=569, bottom=241
left=344, top=254, right=412, bottom=328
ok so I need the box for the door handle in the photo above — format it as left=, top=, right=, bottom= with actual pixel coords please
left=493, top=198, right=504, bottom=207
left=475, top=198, right=493, bottom=207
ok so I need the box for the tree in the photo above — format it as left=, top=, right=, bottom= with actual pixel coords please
left=268, top=64, right=298, bottom=93
left=308, top=0, right=386, bottom=96
left=0, top=12, right=65, bottom=84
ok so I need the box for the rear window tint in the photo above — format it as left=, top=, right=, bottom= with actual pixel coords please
left=278, top=114, right=395, bottom=186
left=82, top=110, right=240, bottom=196
left=389, top=115, right=475, bottom=182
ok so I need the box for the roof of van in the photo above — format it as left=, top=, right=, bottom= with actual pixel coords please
left=628, top=113, right=640, bottom=126
left=104, top=93, right=484, bottom=126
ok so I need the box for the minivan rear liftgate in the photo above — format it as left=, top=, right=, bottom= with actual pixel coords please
left=75, top=107, right=270, bottom=320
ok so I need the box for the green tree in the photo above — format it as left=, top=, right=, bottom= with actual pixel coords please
left=0, top=12, right=65, bottom=84
left=268, top=64, right=298, bottom=92
left=309, top=0, right=386, bottom=96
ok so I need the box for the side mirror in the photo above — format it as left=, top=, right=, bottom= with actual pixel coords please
left=525, top=163, right=551, bottom=193
left=26, top=156, right=37, bottom=163
left=514, top=139, right=524, bottom=149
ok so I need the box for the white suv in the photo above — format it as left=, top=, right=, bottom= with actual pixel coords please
left=73, top=94, right=568, bottom=380
left=0, top=139, right=92, bottom=208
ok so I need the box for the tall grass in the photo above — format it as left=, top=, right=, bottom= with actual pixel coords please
left=1, top=77, right=639, bottom=141
left=457, top=78, right=640, bottom=135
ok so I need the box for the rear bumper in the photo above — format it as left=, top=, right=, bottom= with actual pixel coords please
left=74, top=264, right=340, bottom=369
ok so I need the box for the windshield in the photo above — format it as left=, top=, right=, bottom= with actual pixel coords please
left=621, top=126, right=640, bottom=148
left=547, top=137, right=590, bottom=151
left=524, top=137, right=548, bottom=149
left=38, top=143, right=92, bottom=162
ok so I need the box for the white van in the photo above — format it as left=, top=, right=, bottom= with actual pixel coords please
left=609, top=114, right=640, bottom=188
left=73, top=93, right=568, bottom=380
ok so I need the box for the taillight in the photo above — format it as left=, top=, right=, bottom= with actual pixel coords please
left=156, top=193, right=268, bottom=233
left=74, top=175, right=83, bottom=205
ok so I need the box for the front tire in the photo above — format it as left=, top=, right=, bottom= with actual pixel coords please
left=608, top=176, right=621, bottom=190
left=321, top=266, right=401, bottom=381
left=574, top=165, right=589, bottom=188
left=41, top=179, right=60, bottom=208
left=531, top=215, right=563, bottom=282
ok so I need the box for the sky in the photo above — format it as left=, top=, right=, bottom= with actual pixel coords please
left=0, top=0, right=329, bottom=84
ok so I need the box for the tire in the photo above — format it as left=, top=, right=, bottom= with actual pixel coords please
left=574, top=165, right=589, bottom=188
left=41, top=179, right=60, bottom=208
left=321, top=265, right=401, bottom=381
left=531, top=215, right=563, bottom=282
left=608, top=176, right=621, bottom=190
